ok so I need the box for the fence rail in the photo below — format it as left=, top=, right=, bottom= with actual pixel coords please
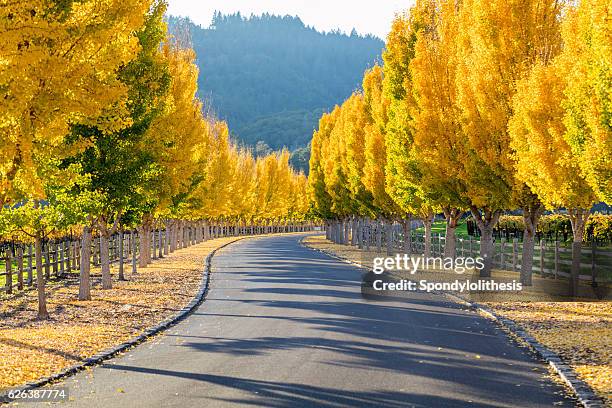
left=1, top=221, right=317, bottom=295
left=325, top=219, right=612, bottom=283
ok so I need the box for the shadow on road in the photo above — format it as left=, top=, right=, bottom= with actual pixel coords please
left=175, top=235, right=571, bottom=407
left=102, top=364, right=504, bottom=408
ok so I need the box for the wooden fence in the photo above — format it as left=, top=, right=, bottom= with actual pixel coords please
left=1, top=221, right=316, bottom=295
left=327, top=220, right=612, bottom=284
left=414, top=233, right=611, bottom=283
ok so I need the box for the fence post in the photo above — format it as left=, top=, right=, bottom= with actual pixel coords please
left=385, top=222, right=393, bottom=255
left=512, top=238, right=518, bottom=271
left=158, top=228, right=163, bottom=258
left=164, top=222, right=170, bottom=255
left=52, top=242, right=59, bottom=277
left=468, top=235, right=474, bottom=258
left=132, top=230, right=138, bottom=275
left=152, top=229, right=157, bottom=260
left=540, top=239, right=545, bottom=276
left=118, top=230, right=125, bottom=281
left=73, top=239, right=78, bottom=270
left=70, top=240, right=75, bottom=271
left=64, top=240, right=69, bottom=274
left=17, top=246, right=24, bottom=290
left=96, top=236, right=101, bottom=266
left=115, top=234, right=119, bottom=262
left=59, top=241, right=65, bottom=277
left=591, top=241, right=597, bottom=286
left=44, top=242, right=51, bottom=279
left=554, top=240, right=559, bottom=279
left=76, top=240, right=81, bottom=270
left=365, top=219, right=371, bottom=251
left=92, top=237, right=97, bottom=266
left=66, top=240, right=72, bottom=273
left=110, top=235, right=115, bottom=263
left=90, top=238, right=95, bottom=266
left=5, top=249, right=13, bottom=294
left=27, top=244, right=33, bottom=285
left=500, top=239, right=505, bottom=270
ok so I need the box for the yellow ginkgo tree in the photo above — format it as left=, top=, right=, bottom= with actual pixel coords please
left=0, top=0, right=151, bottom=206
left=410, top=0, right=468, bottom=259
left=509, top=0, right=607, bottom=293
left=0, top=0, right=152, bottom=318
left=455, top=0, right=565, bottom=277
left=383, top=9, right=437, bottom=257
left=559, top=0, right=611, bottom=205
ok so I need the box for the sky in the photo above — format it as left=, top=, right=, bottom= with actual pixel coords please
left=166, top=0, right=414, bottom=40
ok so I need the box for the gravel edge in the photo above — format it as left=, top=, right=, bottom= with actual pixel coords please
left=445, top=293, right=605, bottom=408
left=0, top=237, right=245, bottom=404
left=300, top=237, right=605, bottom=408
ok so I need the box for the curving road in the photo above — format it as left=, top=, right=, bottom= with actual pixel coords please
left=31, top=234, right=574, bottom=407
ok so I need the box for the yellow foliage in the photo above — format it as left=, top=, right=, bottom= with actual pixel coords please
left=558, top=0, right=612, bottom=204
left=0, top=0, right=152, bottom=205
left=509, top=62, right=597, bottom=210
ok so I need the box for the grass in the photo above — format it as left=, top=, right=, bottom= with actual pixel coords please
left=414, top=220, right=470, bottom=238
left=0, top=259, right=21, bottom=288
left=410, top=222, right=612, bottom=281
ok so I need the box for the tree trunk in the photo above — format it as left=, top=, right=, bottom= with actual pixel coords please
left=131, top=230, right=138, bottom=275
left=170, top=220, right=177, bottom=252
left=376, top=220, right=382, bottom=253
left=385, top=221, right=393, bottom=255
left=443, top=208, right=463, bottom=259
left=165, top=221, right=171, bottom=255
left=157, top=227, right=163, bottom=258
left=402, top=217, right=412, bottom=256
left=568, top=208, right=590, bottom=297
left=334, top=221, right=338, bottom=242
left=470, top=206, right=502, bottom=277
left=99, top=229, right=112, bottom=290
left=479, top=227, right=494, bottom=277
left=334, top=220, right=338, bottom=243
left=118, top=230, right=125, bottom=281
left=332, top=220, right=337, bottom=243
left=151, top=228, right=157, bottom=259
left=78, top=225, right=92, bottom=301
left=343, top=219, right=350, bottom=245
left=138, top=225, right=148, bottom=267
left=423, top=212, right=435, bottom=258
left=334, top=220, right=339, bottom=243
left=333, top=220, right=338, bottom=242
left=365, top=218, right=371, bottom=251
left=520, top=205, right=543, bottom=286
left=178, top=220, right=184, bottom=248
left=35, top=232, right=49, bottom=319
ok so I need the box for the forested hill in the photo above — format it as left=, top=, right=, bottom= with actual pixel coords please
left=167, top=13, right=384, bottom=168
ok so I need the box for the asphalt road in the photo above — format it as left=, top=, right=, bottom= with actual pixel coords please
left=31, top=234, right=574, bottom=407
